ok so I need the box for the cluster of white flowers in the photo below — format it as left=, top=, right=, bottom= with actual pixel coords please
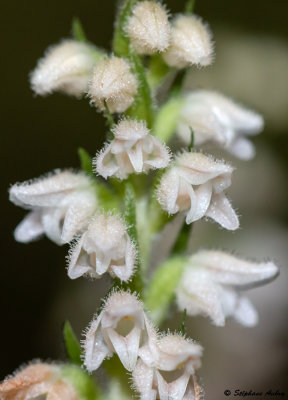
left=4, top=1, right=280, bottom=399
left=84, top=291, right=203, bottom=400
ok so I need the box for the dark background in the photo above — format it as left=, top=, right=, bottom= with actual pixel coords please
left=1, top=0, right=288, bottom=397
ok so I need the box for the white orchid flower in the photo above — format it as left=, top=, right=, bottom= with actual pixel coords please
left=177, top=90, right=264, bottom=160
left=67, top=214, right=136, bottom=282
left=95, top=119, right=171, bottom=180
left=156, top=152, right=239, bottom=230
left=176, top=250, right=279, bottom=326
left=9, top=170, right=97, bottom=245
left=133, top=333, right=203, bottom=400
left=83, top=291, right=157, bottom=372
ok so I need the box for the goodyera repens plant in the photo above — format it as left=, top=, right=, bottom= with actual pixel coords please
left=2, top=1, right=279, bottom=399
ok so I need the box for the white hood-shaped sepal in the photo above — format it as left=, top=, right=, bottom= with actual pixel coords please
left=177, top=90, right=264, bottom=160
left=67, top=214, right=136, bottom=281
left=83, top=291, right=157, bottom=372
left=9, top=170, right=97, bottom=245
left=30, top=40, right=101, bottom=97
left=156, top=152, right=239, bottom=230
left=94, top=120, right=171, bottom=180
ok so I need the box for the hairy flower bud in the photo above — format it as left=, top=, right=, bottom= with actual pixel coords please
left=68, top=214, right=136, bottom=282
left=31, top=40, right=101, bottom=97
left=133, top=333, right=203, bottom=400
left=156, top=152, right=239, bottom=230
left=176, top=250, right=279, bottom=326
left=83, top=291, right=157, bottom=372
left=126, top=1, right=171, bottom=55
left=177, top=90, right=264, bottom=160
left=9, top=170, right=97, bottom=245
left=95, top=119, right=171, bottom=179
left=88, top=56, right=138, bottom=113
left=163, top=14, right=214, bottom=68
left=0, top=362, right=79, bottom=400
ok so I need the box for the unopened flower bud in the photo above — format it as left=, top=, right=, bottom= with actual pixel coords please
left=126, top=1, right=171, bottom=55
left=95, top=119, right=171, bottom=180
left=163, top=14, right=214, bottom=68
left=0, top=362, right=79, bottom=400
left=31, top=40, right=102, bottom=97
left=88, top=56, right=138, bottom=113
left=68, top=214, right=136, bottom=282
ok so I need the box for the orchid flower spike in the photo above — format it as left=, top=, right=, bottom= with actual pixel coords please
left=156, top=152, right=239, bottom=230
left=88, top=56, right=138, bottom=113
left=133, top=333, right=203, bottom=400
left=0, top=362, right=79, bottom=400
left=176, top=250, right=279, bottom=327
left=177, top=90, right=264, bottom=160
left=67, top=214, right=136, bottom=282
left=9, top=170, right=97, bottom=245
left=30, top=40, right=102, bottom=97
left=163, top=14, right=214, bottom=68
left=94, top=119, right=171, bottom=180
left=126, top=1, right=171, bottom=55
left=83, top=291, right=157, bottom=372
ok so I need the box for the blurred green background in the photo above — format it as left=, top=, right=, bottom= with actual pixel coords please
left=1, top=0, right=288, bottom=397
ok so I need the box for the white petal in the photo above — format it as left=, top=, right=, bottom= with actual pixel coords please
left=14, top=210, right=45, bottom=243
left=67, top=234, right=95, bottom=279
left=228, top=137, right=255, bottom=160
left=157, top=169, right=181, bottom=215
left=61, top=189, right=97, bottom=243
left=106, top=326, right=141, bottom=371
left=189, top=250, right=279, bottom=287
left=41, top=207, right=65, bottom=244
left=233, top=296, right=258, bottom=327
left=94, top=144, right=121, bottom=179
left=176, top=268, right=226, bottom=326
left=84, top=311, right=112, bottom=372
left=205, top=193, right=239, bottom=230
left=110, top=234, right=136, bottom=282
left=132, top=359, right=156, bottom=400
left=186, top=182, right=212, bottom=224
left=142, top=135, right=171, bottom=170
